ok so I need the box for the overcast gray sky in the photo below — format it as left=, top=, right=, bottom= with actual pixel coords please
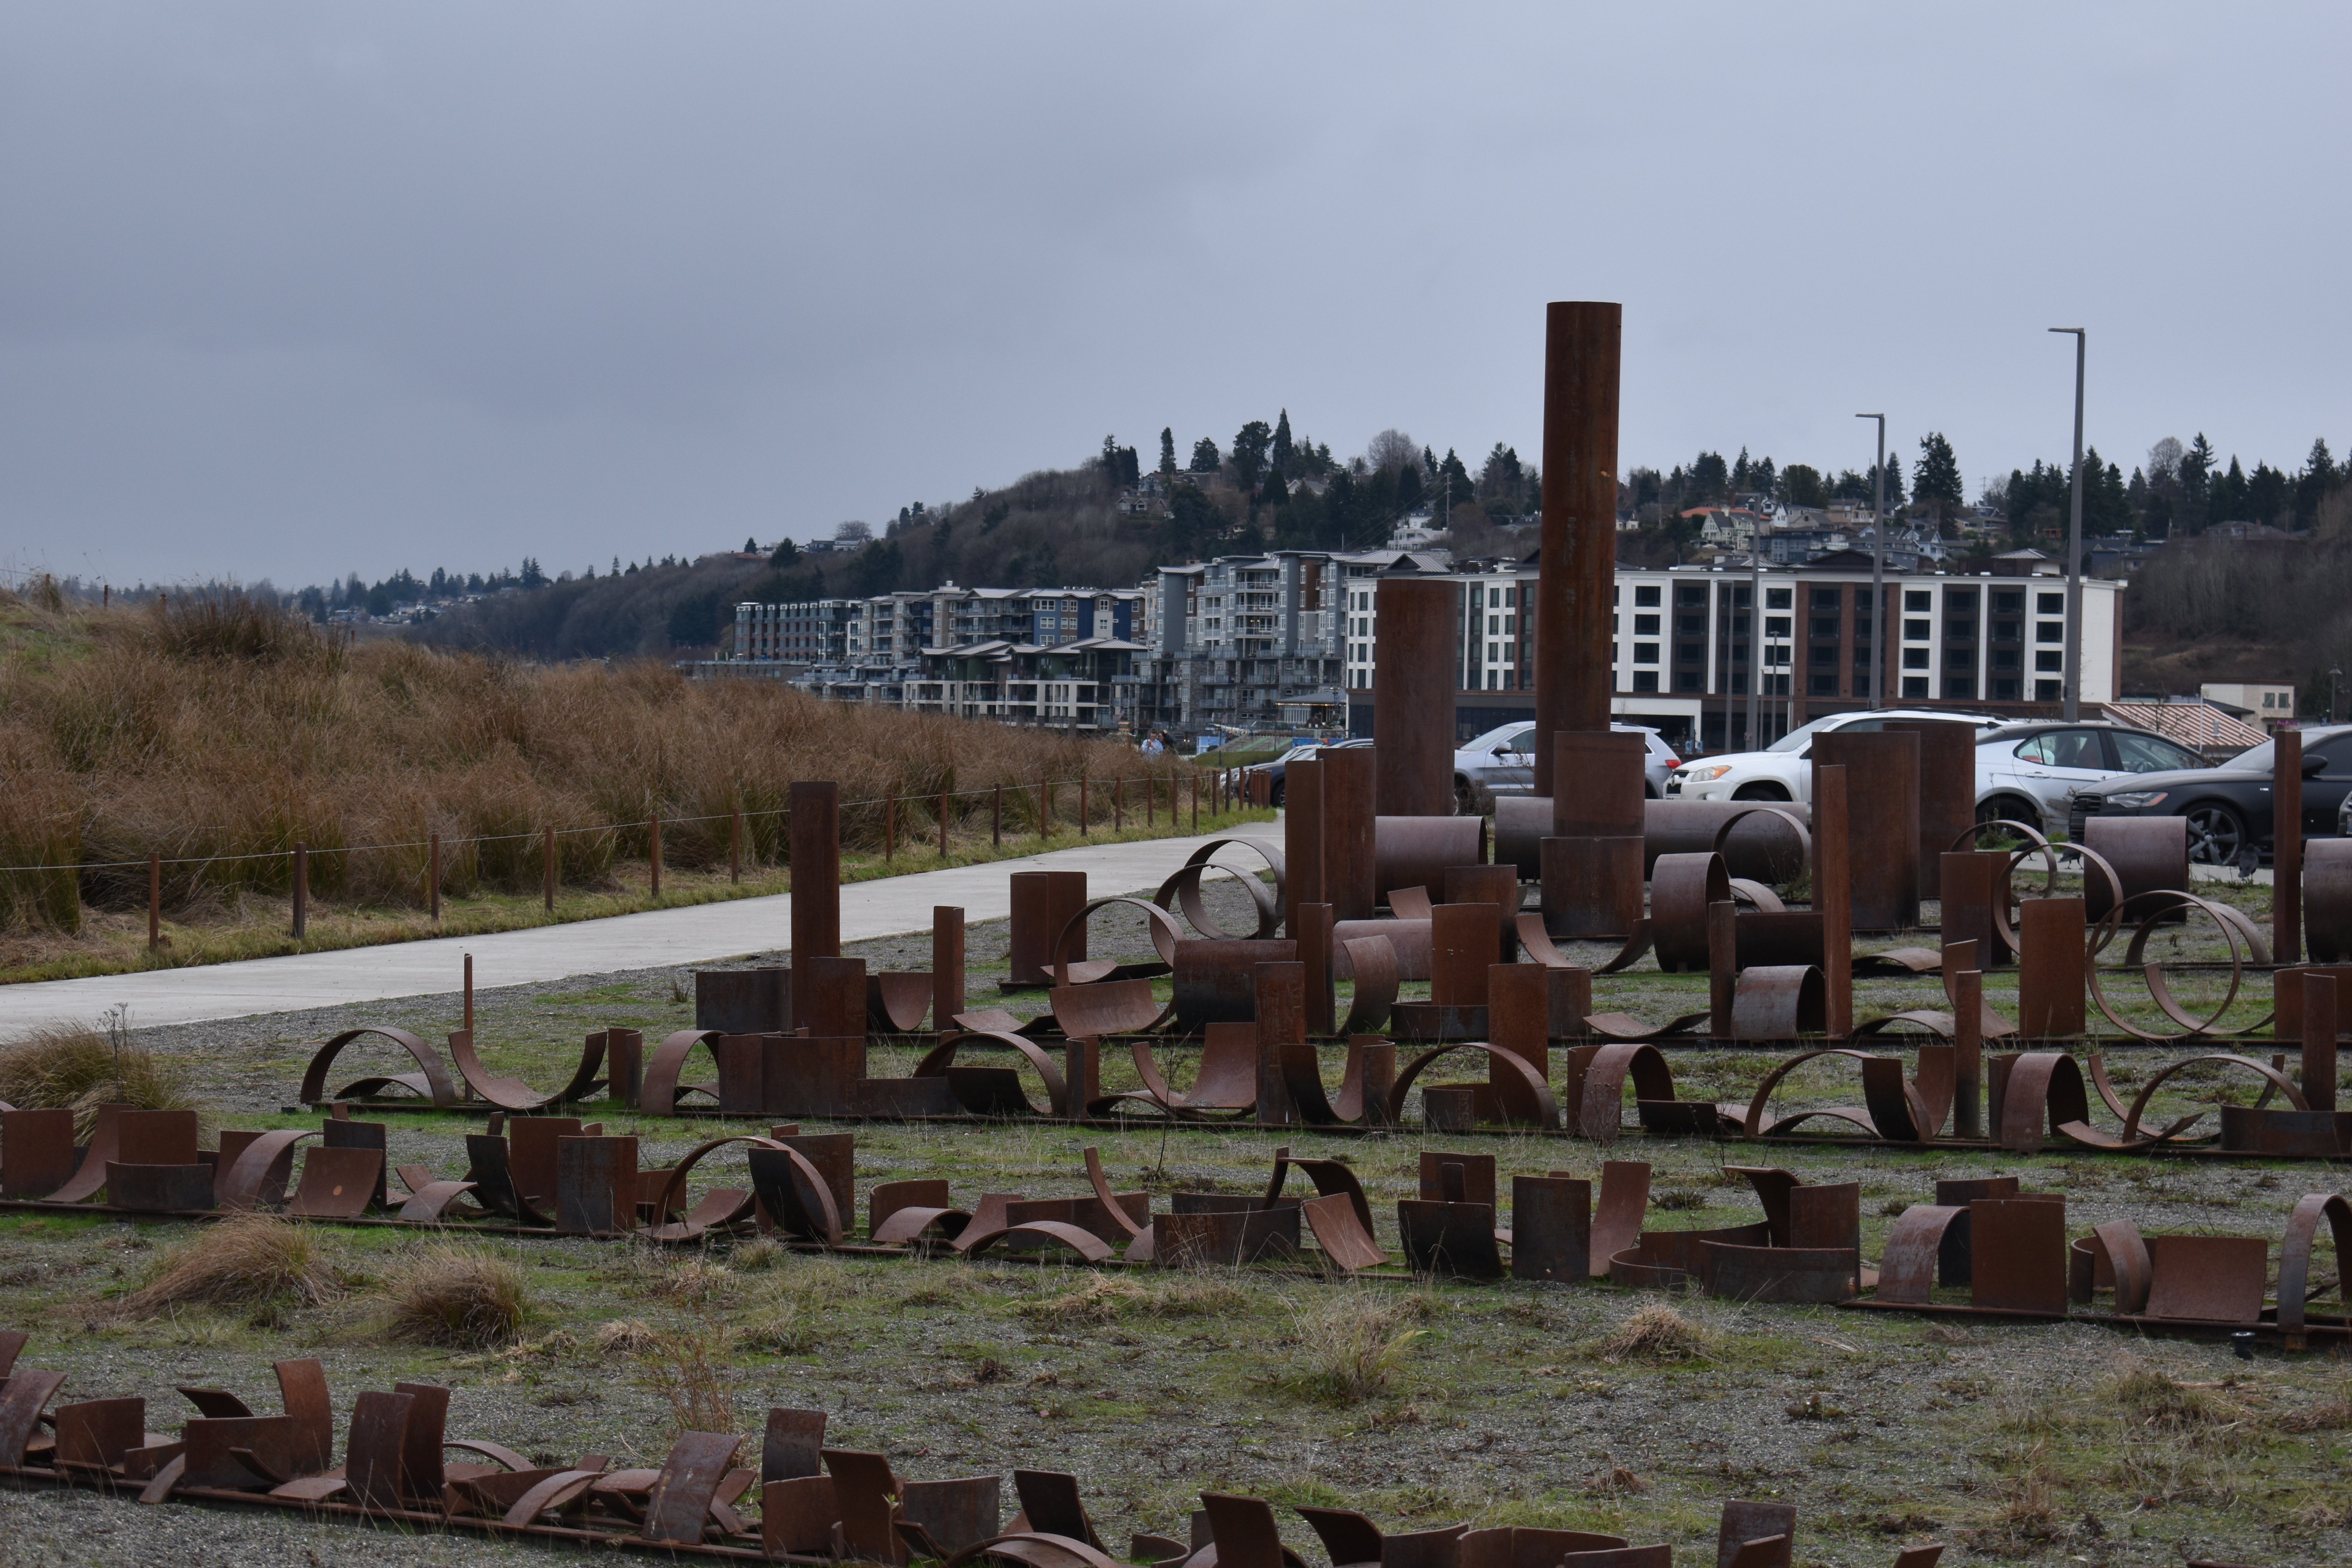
left=3, top=2, right=2347, bottom=589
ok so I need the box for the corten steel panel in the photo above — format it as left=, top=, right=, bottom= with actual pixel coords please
left=287, top=1145, right=382, bottom=1219
left=789, top=781, right=840, bottom=963
left=1322, top=746, right=1379, bottom=922
left=765, top=1037, right=862, bottom=1118
left=899, top=1476, right=1003, bottom=1558
left=1699, top=1241, right=1855, bottom=1304
left=696, top=967, right=790, bottom=1034
left=1541, top=835, right=1644, bottom=938
left=2082, top=816, right=2192, bottom=924
left=344, top=1390, right=414, bottom=1509
left=1422, top=1085, right=1477, bottom=1131
left=1546, top=964, right=1594, bottom=1039
left=713, top=1036, right=764, bottom=1114
left=1444, top=864, right=1521, bottom=962
left=1734, top=912, right=1825, bottom=969
left=1651, top=851, right=1731, bottom=972
left=1938, top=851, right=2007, bottom=967
left=2017, top=898, right=2087, bottom=1038
left=1511, top=1175, right=1591, bottom=1281
left=506, top=1113, right=593, bottom=1200
left=1398, top=1200, right=1506, bottom=1279
left=1717, top=1501, right=1798, bottom=1568
left=933, top=907, right=965, bottom=1030
left=389, top=1379, right=452, bottom=1498
left=106, top=1162, right=213, bottom=1211
left=1007, top=871, right=1089, bottom=985
left=1933, top=1176, right=2019, bottom=1284
left=1295, top=903, right=1337, bottom=1036
left=2144, top=1235, right=2269, bottom=1323
left=1173, top=939, right=1298, bottom=1031
left=53, top=1396, right=146, bottom=1474
left=1375, top=577, right=1458, bottom=817
left=2278, top=728, right=2303, bottom=965
left=1815, top=764, right=1852, bottom=1037
left=2307, top=841, right=2352, bottom=961
left=1708, top=901, right=1737, bottom=1036
left=2218, top=1105, right=2352, bottom=1155
left=1419, top=1150, right=1498, bottom=1207
left=1285, top=757, right=1325, bottom=935
left=1430, top=904, right=1497, bottom=1007
left=1254, top=962, right=1306, bottom=1125
left=800, top=955, right=868, bottom=1038
left=645, top=1432, right=749, bottom=1546
left=1488, top=963, right=1550, bottom=1122
left=1, top=1108, right=74, bottom=1198
left=1885, top=721, right=1975, bottom=898
left=1811, top=730, right=1920, bottom=931
left=1376, top=817, right=1488, bottom=906
left=1969, top=1197, right=2068, bottom=1314
left=1532, top=301, right=1621, bottom=796
left=1644, top=799, right=1811, bottom=882
left=555, top=1134, right=638, bottom=1235
left=322, top=1116, right=390, bottom=1210
left=764, top=1408, right=828, bottom=1484
left=1553, top=731, right=1648, bottom=838
left=2306, top=971, right=2339, bottom=1113
left=1788, top=1182, right=1860, bottom=1257
left=116, top=1109, right=199, bottom=1166
left=1953, top=967, right=1985, bottom=1139
left=2271, top=964, right=2352, bottom=1037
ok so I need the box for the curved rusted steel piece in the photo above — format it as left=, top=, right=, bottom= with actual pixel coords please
left=2082, top=815, right=2192, bottom=925
left=2087, top=890, right=2260, bottom=1041
left=872, top=1203, right=976, bottom=1246
left=1997, top=1050, right=2092, bottom=1154
left=1276, top=1040, right=1364, bottom=1127
left=299, top=1027, right=458, bottom=1109
left=915, top=1030, right=1071, bottom=1116
left=397, top=1180, right=484, bottom=1223
left=1577, top=1042, right=1677, bottom=1142
left=940, top=1532, right=1125, bottom=1568
left=1726, top=878, right=1785, bottom=913
left=448, top=1030, right=608, bottom=1114
left=1520, top=916, right=1656, bottom=978
left=1259, top=1143, right=1378, bottom=1238
left=868, top=974, right=936, bottom=1033
left=953, top=1217, right=1118, bottom=1264
left=744, top=1141, right=845, bottom=1247
left=2115, top=1054, right=2304, bottom=1142
left=1083, top=1145, right=1155, bottom=1262
left=1374, top=816, right=1486, bottom=907
left=1154, top=841, right=1286, bottom=940
left=1053, top=897, right=1185, bottom=986
left=646, top=1136, right=787, bottom=1241
left=2309, top=840, right=2352, bottom=963
left=2093, top=1218, right=2154, bottom=1314
left=1944, top=819, right=2056, bottom=958
left=218, top=1129, right=319, bottom=1212
left=1730, top=965, right=1825, bottom=1040
left=1386, top=1041, right=1559, bottom=1129
left=1050, top=979, right=1172, bottom=1038
left=1650, top=851, right=1730, bottom=973
left=1743, top=1048, right=1925, bottom=1140
left=1585, top=1010, right=1708, bottom=1042
left=2279, top=1192, right=2352, bottom=1341
left=1874, top=1203, right=1965, bottom=1303
left=1853, top=947, right=1942, bottom=975
left=1338, top=935, right=1398, bottom=1035
left=1118, top=1032, right=1256, bottom=1122
left=640, top=1029, right=725, bottom=1116
left=1710, top=805, right=1810, bottom=874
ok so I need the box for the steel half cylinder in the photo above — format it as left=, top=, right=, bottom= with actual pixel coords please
left=1540, top=835, right=1644, bottom=939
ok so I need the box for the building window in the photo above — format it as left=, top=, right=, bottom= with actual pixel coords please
left=1633, top=643, right=1659, bottom=664
left=2037, top=592, right=2063, bottom=614
left=2035, top=679, right=2062, bottom=701
left=1993, top=621, right=2021, bottom=642
left=1810, top=616, right=1840, bottom=639
left=1765, top=587, right=1792, bottom=609
left=1764, top=645, right=1790, bottom=666
left=1903, top=648, right=1929, bottom=670
left=2035, top=650, right=2063, bottom=672
left=1676, top=672, right=1701, bottom=692
left=1632, top=671, right=1660, bottom=692
left=1634, top=614, right=1661, bottom=635
left=1676, top=642, right=1705, bottom=666
left=1809, top=674, right=1838, bottom=695
left=1812, top=588, right=1841, bottom=609
left=2036, top=621, right=2064, bottom=643
left=1904, top=590, right=1931, bottom=612
left=1993, top=590, right=2024, bottom=615
left=1765, top=616, right=1790, bottom=637
left=1635, top=585, right=1661, bottom=607
left=1902, top=677, right=1929, bottom=698
left=1993, top=677, right=2020, bottom=700
left=1955, top=648, right=1982, bottom=670
left=1903, top=619, right=1929, bottom=641
left=1677, top=585, right=1708, bottom=608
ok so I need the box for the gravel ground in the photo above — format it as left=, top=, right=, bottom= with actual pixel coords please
left=1, top=871, right=2344, bottom=1565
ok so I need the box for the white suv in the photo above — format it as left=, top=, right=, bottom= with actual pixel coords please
left=1455, top=721, right=1679, bottom=814
left=1666, top=709, right=2002, bottom=803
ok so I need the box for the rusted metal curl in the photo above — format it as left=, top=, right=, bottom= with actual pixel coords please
left=2085, top=888, right=2272, bottom=1042
left=1153, top=840, right=1285, bottom=940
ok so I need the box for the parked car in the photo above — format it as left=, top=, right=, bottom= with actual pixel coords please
left=1974, top=720, right=2208, bottom=833
left=1666, top=710, right=2003, bottom=804
left=1242, top=738, right=1370, bottom=806
left=2073, top=723, right=2352, bottom=865
left=1452, top=722, right=1679, bottom=815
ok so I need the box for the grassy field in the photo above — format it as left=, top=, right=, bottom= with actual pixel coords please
left=0, top=872, right=2339, bottom=1565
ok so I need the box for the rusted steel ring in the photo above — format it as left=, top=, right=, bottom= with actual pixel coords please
left=1154, top=840, right=1287, bottom=940
left=448, top=1031, right=606, bottom=1113
left=299, top=1027, right=458, bottom=1108
left=218, top=1129, right=320, bottom=1212
left=2117, top=1053, right=2306, bottom=1143
left=1709, top=806, right=1809, bottom=872
left=1650, top=851, right=1730, bottom=973
left=641, top=1029, right=725, bottom=1116
left=915, top=1030, right=1071, bottom=1116
left=1385, top=1042, right=1558, bottom=1129
left=648, top=1136, right=784, bottom=1241
left=1577, top=1042, right=1676, bottom=1142
left=1730, top=965, right=1826, bottom=1040
left=1052, top=897, right=1183, bottom=987
left=2279, top=1193, right=2352, bottom=1340
left=1727, top=878, right=1784, bottom=913
left=1338, top=935, right=1397, bottom=1034
left=2087, top=889, right=2254, bottom=1041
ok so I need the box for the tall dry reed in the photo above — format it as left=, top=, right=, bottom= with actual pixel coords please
left=0, top=587, right=1187, bottom=928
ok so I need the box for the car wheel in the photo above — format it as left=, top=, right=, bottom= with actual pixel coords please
left=1975, top=795, right=2041, bottom=830
left=1732, top=782, right=1791, bottom=801
left=1270, top=780, right=1285, bottom=808
left=1454, top=777, right=1477, bottom=817
left=2183, top=801, right=2248, bottom=866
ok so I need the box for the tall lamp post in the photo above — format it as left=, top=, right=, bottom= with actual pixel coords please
left=1746, top=552, right=1764, bottom=743
left=2049, top=327, right=2086, bottom=721
left=2331, top=666, right=2343, bottom=725
left=1855, top=412, right=1886, bottom=708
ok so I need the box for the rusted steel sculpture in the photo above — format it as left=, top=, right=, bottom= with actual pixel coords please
left=695, top=967, right=789, bottom=1034
left=1320, top=743, right=1379, bottom=923
left=1334, top=916, right=1430, bottom=982
left=790, top=780, right=842, bottom=980
left=1729, top=965, right=1827, bottom=1041
left=299, top=1027, right=459, bottom=1109
left=2085, top=889, right=2266, bottom=1042
left=1883, top=720, right=1975, bottom=900
left=1693, top=1169, right=1863, bottom=1305
left=934, top=907, right=966, bottom=1036
left=1539, top=835, right=1644, bottom=941
left=1398, top=1150, right=1505, bottom=1279
left=1296, top=901, right=1337, bottom=1037
left=1533, top=301, right=1622, bottom=792
left=1816, top=764, right=1853, bottom=1037
left=448, top=1029, right=610, bottom=1113
left=1811, top=731, right=1920, bottom=932
left=868, top=975, right=936, bottom=1034
left=1650, top=851, right=1730, bottom=972
left=1386, top=1041, right=1558, bottom=1130
left=914, top=1031, right=1074, bottom=1118
left=1374, top=817, right=1486, bottom=909
left=2278, top=728, right=2304, bottom=965
left=1171, top=938, right=1297, bottom=1031
left=2080, top=815, right=2190, bottom=924
left=2306, top=840, right=2352, bottom=963
left=1007, top=871, right=1090, bottom=988
left=1937, top=850, right=2006, bottom=967
left=1156, top=839, right=1285, bottom=941
left=2016, top=897, right=2087, bottom=1038
left=1285, top=756, right=1324, bottom=937
left=1374, top=578, right=1457, bottom=816
left=1741, top=1047, right=1955, bottom=1143
left=1643, top=798, right=1810, bottom=883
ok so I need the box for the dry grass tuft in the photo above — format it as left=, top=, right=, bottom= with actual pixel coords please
left=1025, top=1274, right=1151, bottom=1323
left=1583, top=1463, right=1648, bottom=1495
left=634, top=1314, right=739, bottom=1439
left=384, top=1243, right=530, bottom=1348
left=596, top=1319, right=657, bottom=1354
left=2107, top=1360, right=2227, bottom=1428
left=1278, top=1290, right=1425, bottom=1403
left=0, top=1022, right=211, bottom=1139
left=123, top=1214, right=337, bottom=1316
left=729, top=1237, right=787, bottom=1273
left=1592, top=1303, right=1715, bottom=1364
left=2273, top=1376, right=2352, bottom=1433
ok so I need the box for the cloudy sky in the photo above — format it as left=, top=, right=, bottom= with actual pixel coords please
left=3, top=3, right=2347, bottom=589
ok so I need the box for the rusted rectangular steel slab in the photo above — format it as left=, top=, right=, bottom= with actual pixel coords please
left=1510, top=1175, right=1589, bottom=1282
left=1938, top=851, right=2007, bottom=967
left=2016, top=897, right=2086, bottom=1038
left=1886, top=720, right=1975, bottom=899
left=1296, top=903, right=1336, bottom=1037
left=1285, top=757, right=1325, bottom=936
left=1006, top=871, right=1088, bottom=987
left=1544, top=965, right=1593, bottom=1039
left=1815, top=764, right=1852, bottom=1038
left=1374, top=579, right=1458, bottom=817
left=1486, top=962, right=1550, bottom=1121
left=1533, top=301, right=1621, bottom=796
left=1, top=1108, right=74, bottom=1199
left=799, top=956, right=868, bottom=1039
left=2278, top=728, right=2303, bottom=965
left=933, top=907, right=965, bottom=1031
left=1397, top=1200, right=1504, bottom=1279
left=1430, top=904, right=1495, bottom=1007
left=789, top=781, right=841, bottom=965
left=2272, top=964, right=2352, bottom=1038
left=1254, top=962, right=1305, bottom=1126
left=1540, top=835, right=1642, bottom=939
left=555, top=1135, right=639, bottom=1235
left=696, top=967, right=790, bottom=1035
left=1969, top=1197, right=2067, bottom=1315
left=1552, top=731, right=1647, bottom=839
left=1811, top=731, right=1920, bottom=931
left=1443, top=864, right=1521, bottom=962
left=2305, top=970, right=2338, bottom=1112
left=1172, top=939, right=1298, bottom=1032
left=1321, top=745, right=1379, bottom=923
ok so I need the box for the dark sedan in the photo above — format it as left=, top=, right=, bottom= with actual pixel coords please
left=2068, top=723, right=2352, bottom=864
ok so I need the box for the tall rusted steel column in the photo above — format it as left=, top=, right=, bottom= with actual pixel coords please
left=1374, top=577, right=1457, bottom=816
left=2276, top=728, right=2304, bottom=965
left=789, top=780, right=841, bottom=964
left=1816, top=763, right=1852, bottom=1038
left=2304, top=969, right=2337, bottom=1112
left=1533, top=301, right=1622, bottom=798
left=932, top=906, right=965, bottom=1034
left=1321, top=745, right=1378, bottom=922
left=1284, top=756, right=1325, bottom=936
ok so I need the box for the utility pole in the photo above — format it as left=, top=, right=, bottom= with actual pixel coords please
left=2049, top=327, right=2086, bottom=721
left=1855, top=413, right=1887, bottom=708
left=1746, top=554, right=1763, bottom=743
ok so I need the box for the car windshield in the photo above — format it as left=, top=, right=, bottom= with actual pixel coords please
left=1459, top=722, right=1532, bottom=752
left=1764, top=714, right=1850, bottom=754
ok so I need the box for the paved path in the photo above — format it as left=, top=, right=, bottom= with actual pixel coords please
left=0, top=824, right=1283, bottom=1033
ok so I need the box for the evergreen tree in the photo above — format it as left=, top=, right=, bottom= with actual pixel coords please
left=1270, top=410, right=1294, bottom=479
left=1189, top=436, right=1220, bottom=473
left=2210, top=456, right=2249, bottom=523
left=1912, top=431, right=1964, bottom=510
left=1231, top=420, right=1274, bottom=492
left=1779, top=464, right=1826, bottom=508
left=2298, top=438, right=2338, bottom=526
left=1158, top=427, right=1177, bottom=477
left=1436, top=448, right=1475, bottom=510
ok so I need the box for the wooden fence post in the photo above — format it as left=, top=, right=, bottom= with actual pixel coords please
left=938, top=787, right=949, bottom=858
left=543, top=827, right=555, bottom=911
left=730, top=809, right=742, bottom=883
left=649, top=814, right=662, bottom=897
left=993, top=784, right=1002, bottom=847
left=147, top=852, right=160, bottom=949
left=1080, top=778, right=1089, bottom=837
left=884, top=794, right=896, bottom=860
left=428, top=833, right=441, bottom=922
left=1114, top=777, right=1124, bottom=831
left=291, top=841, right=308, bottom=938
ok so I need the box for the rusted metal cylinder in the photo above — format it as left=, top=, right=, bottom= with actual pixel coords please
left=1731, top=965, right=1826, bottom=1040
left=1651, top=851, right=1731, bottom=972
left=2080, top=813, right=2190, bottom=927
left=1374, top=815, right=1486, bottom=907
left=1494, top=795, right=1551, bottom=879
left=1812, top=730, right=1920, bottom=932
left=1533, top=301, right=1621, bottom=797
left=1254, top=962, right=1305, bottom=1125
left=1296, top=902, right=1336, bottom=1037
left=1322, top=746, right=1379, bottom=922
left=1374, top=577, right=1458, bottom=816
left=1886, top=720, right=1976, bottom=898
left=1642, top=799, right=1809, bottom=883
left=1442, top=863, right=1521, bottom=962
left=932, top=906, right=965, bottom=1031
left=1540, top=835, right=1643, bottom=939
left=2305, top=970, right=2338, bottom=1114
left=2017, top=897, right=2087, bottom=1038
left=1284, top=757, right=1325, bottom=936
left=2278, top=729, right=2304, bottom=965
left=1553, top=731, right=1646, bottom=838
left=1487, top=963, right=1552, bottom=1123
left=1816, top=764, right=1852, bottom=1038
left=789, top=781, right=841, bottom=964
left=1333, top=918, right=1430, bottom=981
left=2307, top=839, right=2352, bottom=963
left=1707, top=900, right=1737, bottom=1036
left=1007, top=870, right=1088, bottom=986
left=1430, top=904, right=1495, bottom=1007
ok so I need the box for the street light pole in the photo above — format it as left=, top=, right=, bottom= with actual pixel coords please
left=2049, top=327, right=2086, bottom=722
left=1746, top=553, right=1762, bottom=743
left=1855, top=412, right=1886, bottom=708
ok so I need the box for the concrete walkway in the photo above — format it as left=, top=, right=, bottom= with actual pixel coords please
left=0, top=824, right=1283, bottom=1033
